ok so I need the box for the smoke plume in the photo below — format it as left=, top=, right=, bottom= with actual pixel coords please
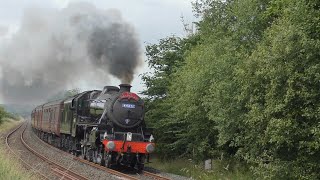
left=0, top=2, right=142, bottom=104
left=0, top=25, right=8, bottom=37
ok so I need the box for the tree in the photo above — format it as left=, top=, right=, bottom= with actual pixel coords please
left=162, top=0, right=274, bottom=161
left=235, top=0, right=320, bottom=178
left=0, top=106, right=5, bottom=124
left=143, top=0, right=320, bottom=178
left=0, top=106, right=16, bottom=124
left=142, top=35, right=200, bottom=159
left=47, top=88, right=81, bottom=102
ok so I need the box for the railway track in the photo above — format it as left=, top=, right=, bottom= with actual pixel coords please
left=29, top=123, right=172, bottom=180
left=6, top=122, right=88, bottom=180
left=73, top=157, right=171, bottom=180
left=143, top=171, right=171, bottom=180
left=5, top=122, right=49, bottom=179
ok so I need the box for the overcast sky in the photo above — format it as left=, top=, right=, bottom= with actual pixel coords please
left=0, top=0, right=195, bottom=103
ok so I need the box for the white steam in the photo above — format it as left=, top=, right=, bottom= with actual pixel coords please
left=0, top=2, right=142, bottom=104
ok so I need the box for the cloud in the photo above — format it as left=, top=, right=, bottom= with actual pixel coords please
left=0, top=2, right=142, bottom=104
left=0, top=25, right=8, bottom=37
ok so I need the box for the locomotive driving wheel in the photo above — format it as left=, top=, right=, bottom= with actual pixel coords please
left=136, top=154, right=145, bottom=172
left=86, top=149, right=93, bottom=162
left=81, top=145, right=93, bottom=161
left=137, top=163, right=144, bottom=172
left=103, top=153, right=112, bottom=168
left=81, top=145, right=87, bottom=160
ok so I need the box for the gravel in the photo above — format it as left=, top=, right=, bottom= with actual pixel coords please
left=3, top=121, right=190, bottom=180
left=144, top=167, right=191, bottom=180
left=25, top=123, right=123, bottom=180
left=3, top=123, right=59, bottom=180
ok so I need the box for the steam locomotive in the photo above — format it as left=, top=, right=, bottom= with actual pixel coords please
left=31, top=84, right=155, bottom=171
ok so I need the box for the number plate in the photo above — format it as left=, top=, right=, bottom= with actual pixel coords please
left=122, top=104, right=135, bottom=108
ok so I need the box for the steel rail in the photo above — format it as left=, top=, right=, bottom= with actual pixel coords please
left=75, top=157, right=173, bottom=180
left=74, top=157, right=140, bottom=180
left=142, top=171, right=172, bottom=180
left=20, top=123, right=88, bottom=180
left=31, top=124, right=172, bottom=180
left=31, top=127, right=142, bottom=180
left=5, top=122, right=49, bottom=180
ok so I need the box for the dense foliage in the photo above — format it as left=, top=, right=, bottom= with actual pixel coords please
left=0, top=106, right=16, bottom=124
left=143, top=0, right=320, bottom=178
left=0, top=106, right=5, bottom=124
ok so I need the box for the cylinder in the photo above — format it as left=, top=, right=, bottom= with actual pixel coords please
left=119, top=84, right=132, bottom=92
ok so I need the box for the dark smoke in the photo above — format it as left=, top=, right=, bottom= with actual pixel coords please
left=0, top=2, right=142, bottom=104
left=88, top=25, right=141, bottom=83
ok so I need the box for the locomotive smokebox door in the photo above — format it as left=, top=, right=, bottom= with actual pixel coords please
left=112, top=97, right=143, bottom=128
left=108, top=84, right=144, bottom=129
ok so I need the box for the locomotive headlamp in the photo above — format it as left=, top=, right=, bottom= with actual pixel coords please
left=107, top=141, right=115, bottom=151
left=126, top=132, right=132, bottom=141
left=146, top=143, right=155, bottom=153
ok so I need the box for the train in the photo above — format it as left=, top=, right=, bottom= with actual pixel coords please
left=31, top=84, right=155, bottom=171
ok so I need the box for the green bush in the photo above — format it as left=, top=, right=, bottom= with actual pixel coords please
left=148, top=158, right=252, bottom=180
left=0, top=106, right=18, bottom=124
left=0, top=106, right=6, bottom=124
left=0, top=147, right=34, bottom=179
left=234, top=1, right=320, bottom=178
left=143, top=0, right=320, bottom=178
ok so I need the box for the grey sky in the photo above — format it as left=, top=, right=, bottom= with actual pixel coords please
left=0, top=0, right=195, bottom=103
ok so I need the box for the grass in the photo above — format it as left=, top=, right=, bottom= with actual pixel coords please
left=0, top=118, right=35, bottom=180
left=147, top=157, right=253, bottom=180
left=0, top=117, right=22, bottom=132
left=0, top=147, right=36, bottom=180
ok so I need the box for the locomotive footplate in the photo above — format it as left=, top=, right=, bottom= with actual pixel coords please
left=102, top=139, right=155, bottom=154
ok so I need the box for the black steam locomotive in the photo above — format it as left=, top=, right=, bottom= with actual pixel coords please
left=31, top=84, right=155, bottom=171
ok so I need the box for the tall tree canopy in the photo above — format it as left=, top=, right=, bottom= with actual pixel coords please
left=143, top=0, right=320, bottom=178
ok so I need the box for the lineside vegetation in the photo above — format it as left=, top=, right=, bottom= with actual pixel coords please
left=0, top=112, right=34, bottom=180
left=0, top=145, right=35, bottom=180
left=143, top=0, right=320, bottom=179
left=0, top=106, right=9, bottom=125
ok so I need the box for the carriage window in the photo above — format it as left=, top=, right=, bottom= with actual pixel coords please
left=50, top=109, right=52, bottom=121
left=54, top=107, right=57, bottom=120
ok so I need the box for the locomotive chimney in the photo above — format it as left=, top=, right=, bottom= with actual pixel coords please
left=119, top=84, right=132, bottom=92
